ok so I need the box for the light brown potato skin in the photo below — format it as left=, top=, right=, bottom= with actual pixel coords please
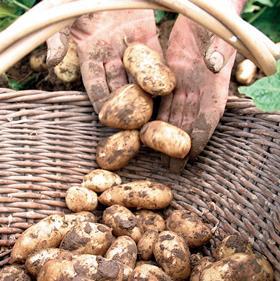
left=166, top=210, right=212, bottom=248
left=190, top=257, right=214, bottom=281
left=105, top=236, right=137, bottom=268
left=138, top=230, right=158, bottom=260
left=130, top=264, right=172, bottom=281
left=123, top=43, right=176, bottom=96
left=99, top=180, right=173, bottom=209
left=154, top=231, right=191, bottom=280
left=99, top=84, right=153, bottom=129
left=199, top=253, right=273, bottom=281
left=103, top=205, right=142, bottom=242
left=0, top=265, right=31, bottom=281
left=60, top=222, right=113, bottom=255
left=96, top=130, right=141, bottom=171
left=140, top=121, right=191, bottom=159
left=83, top=169, right=122, bottom=192
left=135, top=260, right=157, bottom=267
left=135, top=210, right=165, bottom=232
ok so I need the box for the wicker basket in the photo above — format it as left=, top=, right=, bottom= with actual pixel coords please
left=0, top=88, right=279, bottom=279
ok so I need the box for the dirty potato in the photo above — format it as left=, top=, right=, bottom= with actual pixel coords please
left=99, top=180, right=173, bottom=209
left=96, top=130, right=141, bottom=170
left=140, top=120, right=191, bottom=159
left=0, top=265, right=31, bottom=281
left=83, top=169, right=122, bottom=192
left=60, top=222, right=113, bottom=255
left=154, top=231, right=191, bottom=280
left=130, top=264, right=172, bottom=281
left=135, top=260, right=157, bottom=267
left=138, top=230, right=158, bottom=260
left=99, top=84, right=153, bottom=129
left=103, top=205, right=142, bottom=242
left=166, top=210, right=212, bottom=248
left=190, top=256, right=214, bottom=281
left=123, top=43, right=176, bottom=96
left=135, top=210, right=165, bottom=232
left=65, top=186, right=98, bottom=212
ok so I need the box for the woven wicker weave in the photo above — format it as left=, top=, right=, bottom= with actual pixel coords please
left=0, top=88, right=279, bottom=279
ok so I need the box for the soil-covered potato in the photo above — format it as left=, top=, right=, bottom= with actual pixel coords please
left=103, top=205, right=142, bottom=242
left=190, top=257, right=214, bottom=281
left=83, top=169, right=122, bottom=192
left=199, top=253, right=274, bottom=281
left=96, top=130, right=141, bottom=170
left=60, top=222, right=113, bottom=255
left=138, top=230, right=158, bottom=260
left=29, top=49, right=47, bottom=72
left=123, top=43, right=176, bottom=96
left=105, top=236, right=137, bottom=268
left=0, top=265, right=31, bottom=281
left=130, top=264, right=172, bottom=281
left=99, top=84, right=153, bottom=129
left=135, top=260, right=157, bottom=267
left=140, top=120, right=191, bottom=159
left=135, top=210, right=165, bottom=232
left=99, top=180, right=173, bottom=209
left=65, top=185, right=98, bottom=212
left=154, top=231, right=191, bottom=280
left=166, top=210, right=212, bottom=248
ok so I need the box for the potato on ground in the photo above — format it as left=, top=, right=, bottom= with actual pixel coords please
left=96, top=130, right=141, bottom=171
left=166, top=210, right=212, bottom=247
left=190, top=257, right=214, bottom=281
left=135, top=260, right=157, bottom=268
left=99, top=180, right=173, bottom=209
left=0, top=265, right=31, bottom=281
left=83, top=169, right=122, bottom=192
left=103, top=205, right=142, bottom=242
left=60, top=222, right=113, bottom=255
left=154, top=231, right=191, bottom=280
left=135, top=210, right=165, bottom=232
left=130, top=264, right=172, bottom=281
left=140, top=120, right=191, bottom=159
left=99, top=84, right=153, bottom=129
left=138, top=230, right=158, bottom=260
left=123, top=43, right=176, bottom=96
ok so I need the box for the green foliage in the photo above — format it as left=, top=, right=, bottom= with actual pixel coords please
left=154, top=10, right=177, bottom=24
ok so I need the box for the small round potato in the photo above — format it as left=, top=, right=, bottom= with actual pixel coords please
left=99, top=180, right=173, bottom=209
left=138, top=230, right=158, bottom=260
left=190, top=257, right=214, bottom=281
left=123, top=43, right=176, bottom=96
left=154, top=231, right=191, bottom=280
left=96, top=130, right=141, bottom=171
left=99, top=84, right=153, bottom=129
left=65, top=186, right=98, bottom=212
left=105, top=236, right=137, bottom=268
left=103, top=205, right=142, bottom=242
left=140, top=121, right=191, bottom=159
left=83, top=169, right=122, bottom=192
left=166, top=210, right=212, bottom=248
left=235, top=59, right=257, bottom=85
left=0, top=265, right=31, bottom=281
left=130, top=264, right=172, bottom=281
left=135, top=210, right=165, bottom=232
left=60, top=222, right=113, bottom=255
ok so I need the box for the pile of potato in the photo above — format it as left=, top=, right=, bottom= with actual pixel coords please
left=96, top=43, right=191, bottom=171
left=1, top=169, right=274, bottom=281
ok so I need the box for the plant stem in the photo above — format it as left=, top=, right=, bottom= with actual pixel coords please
left=12, top=0, right=30, bottom=11
left=248, top=6, right=267, bottom=24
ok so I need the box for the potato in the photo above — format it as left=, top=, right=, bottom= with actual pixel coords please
left=135, top=260, right=157, bottom=267
left=38, top=255, right=124, bottom=281
left=29, top=50, right=47, bottom=72
left=60, top=222, right=113, bottom=255
left=11, top=212, right=96, bottom=263
left=99, top=180, right=173, bottom=209
left=96, top=130, right=141, bottom=170
left=154, top=231, right=191, bottom=280
left=0, top=265, right=31, bottom=281
left=214, top=235, right=253, bottom=260
left=123, top=43, right=176, bottom=96
left=135, top=210, right=165, bottom=232
left=83, top=169, right=122, bottom=192
left=166, top=210, right=212, bottom=247
left=235, top=59, right=257, bottom=85
left=99, top=84, right=153, bottom=129
left=103, top=205, right=142, bottom=242
left=25, top=248, right=72, bottom=276
left=105, top=236, right=137, bottom=268
left=138, top=230, right=158, bottom=260
left=130, top=264, right=172, bottom=281
left=255, top=253, right=274, bottom=281
left=190, top=257, right=214, bottom=281
left=199, top=253, right=273, bottom=281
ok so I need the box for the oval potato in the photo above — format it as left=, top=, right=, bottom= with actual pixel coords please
left=99, top=84, right=153, bottom=129
left=0, top=265, right=31, bottom=281
left=130, top=264, right=172, bottom=281
left=96, top=130, right=141, bottom=171
left=138, top=230, right=158, bottom=260
left=123, top=43, right=176, bottom=96
left=190, top=257, right=214, bottom=281
left=135, top=210, right=165, bottom=232
left=99, top=180, right=172, bottom=209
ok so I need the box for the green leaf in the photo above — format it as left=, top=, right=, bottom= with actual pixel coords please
left=154, top=10, right=166, bottom=24
left=238, top=61, right=280, bottom=112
